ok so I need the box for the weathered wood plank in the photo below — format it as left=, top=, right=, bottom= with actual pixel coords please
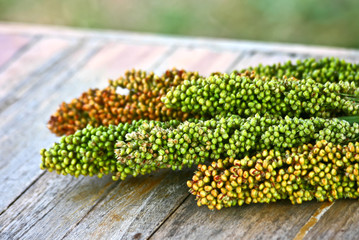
left=0, top=40, right=173, bottom=214
left=72, top=42, right=171, bottom=92
left=0, top=37, right=75, bottom=110
left=150, top=197, right=322, bottom=240
left=0, top=33, right=31, bottom=70
left=83, top=43, right=170, bottom=79
left=0, top=39, right=103, bottom=213
left=0, top=41, right=176, bottom=237
left=48, top=43, right=173, bottom=109
left=156, top=47, right=242, bottom=76
left=300, top=200, right=359, bottom=239
left=1, top=23, right=359, bottom=58
left=0, top=173, right=116, bottom=239
left=232, top=52, right=304, bottom=70
left=62, top=169, right=193, bottom=240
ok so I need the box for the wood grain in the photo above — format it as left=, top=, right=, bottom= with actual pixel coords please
left=150, top=197, right=322, bottom=240
left=0, top=173, right=117, bottom=239
left=62, top=169, right=193, bottom=240
left=0, top=33, right=31, bottom=70
left=0, top=37, right=75, bottom=109
left=232, top=52, right=303, bottom=70
left=70, top=42, right=171, bottom=92
left=156, top=47, right=241, bottom=76
left=302, top=200, right=359, bottom=239
left=0, top=39, right=102, bottom=213
left=82, top=43, right=170, bottom=79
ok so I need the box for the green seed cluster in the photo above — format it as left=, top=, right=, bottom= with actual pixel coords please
left=188, top=140, right=359, bottom=210
left=163, top=71, right=359, bottom=118
left=115, top=115, right=359, bottom=179
left=48, top=69, right=201, bottom=136
left=41, top=114, right=359, bottom=181
left=40, top=119, right=181, bottom=180
left=242, top=57, right=359, bottom=84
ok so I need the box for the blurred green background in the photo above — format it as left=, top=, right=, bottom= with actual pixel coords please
left=0, top=0, right=358, bottom=48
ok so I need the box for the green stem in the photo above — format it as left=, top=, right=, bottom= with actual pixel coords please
left=337, top=115, right=359, bottom=124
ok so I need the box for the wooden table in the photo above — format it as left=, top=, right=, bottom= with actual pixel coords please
left=1, top=23, right=359, bottom=240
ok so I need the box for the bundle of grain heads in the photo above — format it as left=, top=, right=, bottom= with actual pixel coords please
left=188, top=140, right=359, bottom=210
left=48, top=68, right=201, bottom=136
left=41, top=114, right=359, bottom=181
left=41, top=57, right=359, bottom=210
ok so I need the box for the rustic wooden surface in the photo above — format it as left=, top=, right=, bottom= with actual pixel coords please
left=0, top=23, right=359, bottom=240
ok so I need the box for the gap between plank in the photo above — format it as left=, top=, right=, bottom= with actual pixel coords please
left=293, top=201, right=334, bottom=240
left=60, top=181, right=121, bottom=240
left=0, top=171, right=46, bottom=217
left=0, top=38, right=85, bottom=113
left=147, top=193, right=191, bottom=240
left=14, top=175, right=82, bottom=239
left=226, top=50, right=251, bottom=72
left=150, top=45, right=177, bottom=70
left=0, top=35, right=41, bottom=75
